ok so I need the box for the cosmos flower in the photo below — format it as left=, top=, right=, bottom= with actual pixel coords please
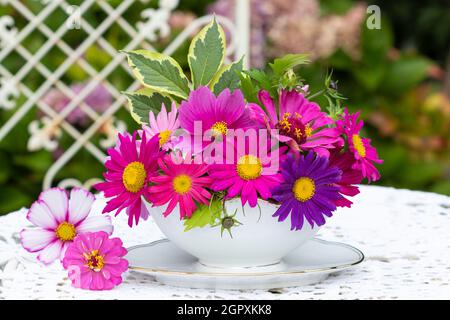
left=148, top=154, right=213, bottom=219
left=254, top=89, right=342, bottom=156
left=336, top=108, right=383, bottom=182
left=271, top=152, right=344, bottom=230
left=141, top=102, right=181, bottom=151
left=20, top=188, right=113, bottom=265
left=208, top=133, right=286, bottom=207
left=94, top=132, right=163, bottom=227
left=178, top=86, right=255, bottom=152
left=62, top=231, right=128, bottom=291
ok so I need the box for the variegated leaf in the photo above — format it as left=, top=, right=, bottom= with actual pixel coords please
left=210, top=57, right=244, bottom=95
left=123, top=88, right=173, bottom=124
left=188, top=18, right=226, bottom=89
left=124, top=50, right=190, bottom=99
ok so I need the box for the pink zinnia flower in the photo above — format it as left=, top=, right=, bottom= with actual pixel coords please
left=94, top=132, right=163, bottom=227
left=329, top=149, right=363, bottom=208
left=253, top=89, right=342, bottom=156
left=178, top=87, right=254, bottom=152
left=148, top=154, right=213, bottom=219
left=62, top=231, right=128, bottom=291
left=141, top=102, right=181, bottom=151
left=209, top=134, right=286, bottom=207
left=20, top=188, right=113, bottom=265
left=336, top=108, right=383, bottom=182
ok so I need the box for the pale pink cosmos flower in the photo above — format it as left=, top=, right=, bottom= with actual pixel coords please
left=63, top=231, right=128, bottom=291
left=141, top=102, right=181, bottom=151
left=20, top=188, right=113, bottom=265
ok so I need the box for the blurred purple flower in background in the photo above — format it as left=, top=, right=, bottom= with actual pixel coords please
left=40, top=82, right=113, bottom=126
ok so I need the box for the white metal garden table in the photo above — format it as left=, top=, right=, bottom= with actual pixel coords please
left=0, top=185, right=449, bottom=299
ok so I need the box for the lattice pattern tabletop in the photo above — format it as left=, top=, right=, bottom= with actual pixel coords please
left=0, top=185, right=449, bottom=299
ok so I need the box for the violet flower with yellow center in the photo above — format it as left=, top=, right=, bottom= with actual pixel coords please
left=148, top=154, right=213, bottom=219
left=20, top=188, right=113, bottom=265
left=94, top=132, right=163, bottom=227
left=272, top=152, right=344, bottom=230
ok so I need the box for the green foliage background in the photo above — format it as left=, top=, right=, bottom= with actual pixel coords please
left=0, top=0, right=449, bottom=214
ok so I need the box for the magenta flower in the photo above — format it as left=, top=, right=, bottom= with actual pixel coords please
left=94, top=132, right=163, bottom=227
left=209, top=134, right=286, bottom=207
left=272, top=152, right=345, bottom=230
left=336, top=108, right=383, bottom=182
left=148, top=154, right=213, bottom=219
left=20, top=188, right=113, bottom=265
left=141, top=102, right=181, bottom=151
left=329, top=148, right=363, bottom=208
left=178, top=87, right=254, bottom=152
left=62, top=231, right=128, bottom=291
left=254, top=89, right=342, bottom=156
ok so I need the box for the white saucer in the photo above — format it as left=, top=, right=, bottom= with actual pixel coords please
left=126, top=238, right=364, bottom=290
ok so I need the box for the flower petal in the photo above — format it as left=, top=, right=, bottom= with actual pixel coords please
left=76, top=215, right=113, bottom=235
left=20, top=228, right=56, bottom=252
left=68, top=188, right=95, bottom=225
left=37, top=240, right=63, bottom=265
left=39, top=188, right=69, bottom=223
left=27, top=200, right=58, bottom=229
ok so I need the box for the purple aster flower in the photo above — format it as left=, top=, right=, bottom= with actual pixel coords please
left=271, top=152, right=344, bottom=230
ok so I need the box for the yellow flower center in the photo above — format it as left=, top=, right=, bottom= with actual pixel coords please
left=55, top=222, right=76, bottom=241
left=173, top=174, right=192, bottom=195
left=158, top=130, right=171, bottom=146
left=122, top=161, right=147, bottom=193
left=84, top=250, right=105, bottom=272
left=236, top=155, right=262, bottom=180
left=304, top=124, right=313, bottom=137
left=293, top=177, right=316, bottom=202
left=211, top=121, right=228, bottom=136
left=352, top=134, right=366, bottom=157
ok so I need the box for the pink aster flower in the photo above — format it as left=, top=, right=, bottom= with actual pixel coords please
left=178, top=87, right=255, bottom=152
left=141, top=102, right=181, bottom=151
left=94, top=132, right=163, bottom=227
left=63, top=231, right=128, bottom=291
left=208, top=133, right=287, bottom=207
left=148, top=154, right=213, bottom=219
left=336, top=108, right=383, bottom=182
left=253, top=89, right=342, bottom=156
left=20, top=188, right=113, bottom=265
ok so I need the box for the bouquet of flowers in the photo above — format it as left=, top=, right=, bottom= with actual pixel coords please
left=95, top=18, right=382, bottom=239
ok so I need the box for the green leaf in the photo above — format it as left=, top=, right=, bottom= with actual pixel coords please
left=238, top=72, right=259, bottom=103
left=210, top=57, right=243, bottom=95
left=124, top=50, right=190, bottom=99
left=188, top=18, right=226, bottom=88
left=123, top=88, right=173, bottom=124
left=269, top=54, right=310, bottom=76
left=246, top=69, right=272, bottom=91
left=183, top=199, right=223, bottom=231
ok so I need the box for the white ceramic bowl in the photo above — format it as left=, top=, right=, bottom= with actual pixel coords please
left=147, top=199, right=319, bottom=269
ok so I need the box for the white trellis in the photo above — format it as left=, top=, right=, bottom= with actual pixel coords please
left=0, top=0, right=250, bottom=190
